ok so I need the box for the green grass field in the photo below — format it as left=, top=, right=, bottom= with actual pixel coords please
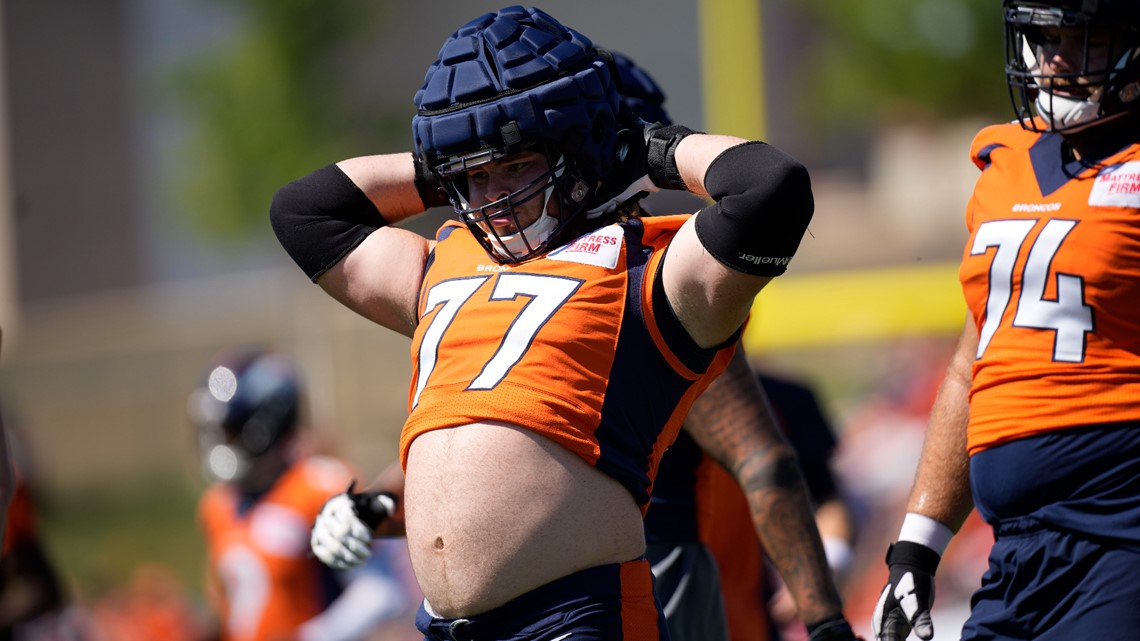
left=38, top=474, right=208, bottom=601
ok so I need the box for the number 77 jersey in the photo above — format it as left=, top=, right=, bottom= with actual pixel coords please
left=960, top=122, right=1140, bottom=456
left=400, top=216, right=737, bottom=510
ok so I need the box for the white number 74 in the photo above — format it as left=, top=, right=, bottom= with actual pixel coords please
left=971, top=218, right=1093, bottom=363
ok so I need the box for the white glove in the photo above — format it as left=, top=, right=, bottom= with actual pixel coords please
left=310, top=493, right=375, bottom=570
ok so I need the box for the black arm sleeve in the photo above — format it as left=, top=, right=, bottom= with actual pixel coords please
left=694, top=141, right=814, bottom=276
left=269, top=164, right=388, bottom=281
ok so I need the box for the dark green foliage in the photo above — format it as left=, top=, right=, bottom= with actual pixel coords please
left=797, top=0, right=1009, bottom=128
left=162, top=1, right=400, bottom=242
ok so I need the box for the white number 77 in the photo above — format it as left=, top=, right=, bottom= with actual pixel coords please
left=971, top=218, right=1093, bottom=363
left=412, top=273, right=583, bottom=408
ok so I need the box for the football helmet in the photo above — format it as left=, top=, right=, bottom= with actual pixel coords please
left=412, top=6, right=622, bottom=262
left=188, top=349, right=300, bottom=483
left=608, top=49, right=672, bottom=127
left=1005, top=0, right=1140, bottom=133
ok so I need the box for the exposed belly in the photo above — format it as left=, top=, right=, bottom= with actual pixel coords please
left=403, top=422, right=646, bottom=617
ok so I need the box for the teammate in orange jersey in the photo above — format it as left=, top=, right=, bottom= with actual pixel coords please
left=189, top=349, right=410, bottom=641
left=654, top=361, right=857, bottom=641
left=599, top=49, right=857, bottom=641
left=270, top=5, right=848, bottom=638
left=687, top=370, right=855, bottom=641
left=872, top=2, right=1140, bottom=640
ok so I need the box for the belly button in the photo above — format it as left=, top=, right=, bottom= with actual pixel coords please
left=434, top=536, right=444, bottom=550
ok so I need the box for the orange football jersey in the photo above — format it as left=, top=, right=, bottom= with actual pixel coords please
left=697, top=457, right=771, bottom=641
left=198, top=456, right=355, bottom=641
left=961, top=122, right=1140, bottom=454
left=401, top=216, right=738, bottom=509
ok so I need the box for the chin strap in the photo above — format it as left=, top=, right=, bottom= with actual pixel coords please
left=585, top=174, right=657, bottom=219
left=1034, top=44, right=1140, bottom=132
left=488, top=212, right=559, bottom=258
left=1036, top=90, right=1104, bottom=131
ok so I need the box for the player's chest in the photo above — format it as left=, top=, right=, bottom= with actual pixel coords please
left=966, top=160, right=1140, bottom=289
left=418, top=250, right=633, bottom=347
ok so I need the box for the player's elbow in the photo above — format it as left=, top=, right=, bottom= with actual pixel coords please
left=270, top=165, right=384, bottom=282
left=696, top=142, right=814, bottom=277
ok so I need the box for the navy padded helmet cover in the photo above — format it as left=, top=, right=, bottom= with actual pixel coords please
left=608, top=49, right=672, bottom=126
left=412, top=6, right=621, bottom=181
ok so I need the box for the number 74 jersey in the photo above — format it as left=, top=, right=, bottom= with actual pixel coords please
left=400, top=216, right=736, bottom=509
left=961, top=122, right=1140, bottom=455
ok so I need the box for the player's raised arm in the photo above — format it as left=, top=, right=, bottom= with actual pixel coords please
left=657, top=131, right=814, bottom=348
left=270, top=152, right=438, bottom=338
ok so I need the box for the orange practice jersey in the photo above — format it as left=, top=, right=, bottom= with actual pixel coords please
left=401, top=216, right=738, bottom=509
left=198, top=456, right=354, bottom=641
left=697, top=458, right=771, bottom=641
left=961, top=122, right=1140, bottom=454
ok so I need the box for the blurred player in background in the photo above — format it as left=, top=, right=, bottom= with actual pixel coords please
left=872, top=1, right=1140, bottom=640
left=0, top=321, right=76, bottom=639
left=649, top=355, right=857, bottom=641
left=0, top=422, right=68, bottom=640
left=0, top=327, right=9, bottom=546
left=610, top=49, right=857, bottom=641
left=694, top=369, right=855, bottom=641
left=271, top=4, right=847, bottom=638
left=189, top=348, right=410, bottom=641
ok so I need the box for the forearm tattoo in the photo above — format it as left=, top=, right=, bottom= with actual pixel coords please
left=685, top=349, right=844, bottom=621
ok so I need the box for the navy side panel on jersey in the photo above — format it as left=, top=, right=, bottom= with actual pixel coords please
left=970, top=421, right=1140, bottom=546
left=593, top=219, right=720, bottom=508
left=644, top=430, right=703, bottom=544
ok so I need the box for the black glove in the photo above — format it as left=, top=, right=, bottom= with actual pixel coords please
left=806, top=614, right=862, bottom=641
left=871, top=541, right=940, bottom=641
left=345, top=481, right=397, bottom=530
left=596, top=113, right=700, bottom=208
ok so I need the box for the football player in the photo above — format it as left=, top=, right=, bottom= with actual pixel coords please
left=306, top=47, right=860, bottom=641
left=0, top=327, right=9, bottom=547
left=270, top=6, right=834, bottom=639
left=0, top=429, right=67, bottom=636
left=190, top=348, right=409, bottom=641
left=604, top=49, right=858, bottom=641
left=872, top=1, right=1140, bottom=640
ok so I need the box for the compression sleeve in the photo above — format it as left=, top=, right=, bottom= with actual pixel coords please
left=270, top=164, right=389, bottom=281
left=694, top=141, right=814, bottom=276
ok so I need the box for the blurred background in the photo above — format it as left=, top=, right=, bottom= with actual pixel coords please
left=0, top=0, right=1007, bottom=638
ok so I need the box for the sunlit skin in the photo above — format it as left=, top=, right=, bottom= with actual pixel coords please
left=1037, top=25, right=1115, bottom=98
left=464, top=150, right=561, bottom=235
